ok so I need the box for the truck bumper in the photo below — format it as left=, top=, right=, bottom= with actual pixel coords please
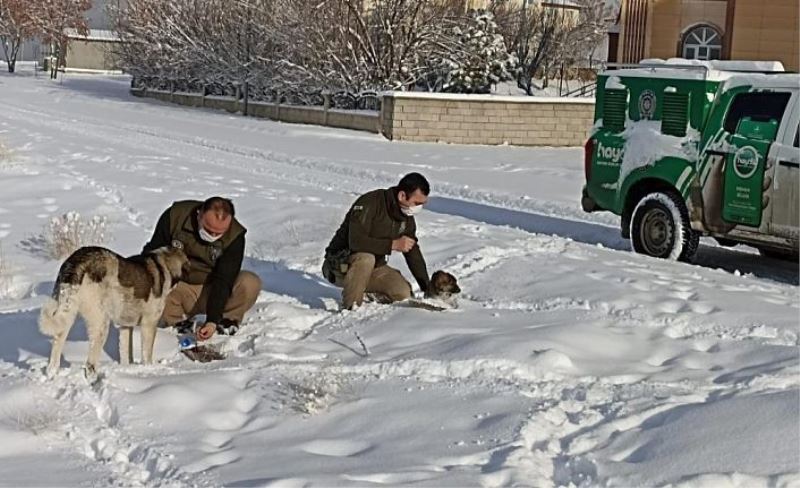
left=581, top=187, right=599, bottom=212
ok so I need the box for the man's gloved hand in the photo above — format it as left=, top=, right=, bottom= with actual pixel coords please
left=197, top=322, right=216, bottom=341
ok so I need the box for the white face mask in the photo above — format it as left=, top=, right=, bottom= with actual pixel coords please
left=401, top=204, right=423, bottom=217
left=198, top=226, right=222, bottom=243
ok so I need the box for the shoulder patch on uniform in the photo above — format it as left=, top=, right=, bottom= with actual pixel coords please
left=352, top=205, right=364, bottom=211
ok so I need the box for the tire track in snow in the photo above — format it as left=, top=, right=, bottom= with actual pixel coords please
left=0, top=102, right=610, bottom=230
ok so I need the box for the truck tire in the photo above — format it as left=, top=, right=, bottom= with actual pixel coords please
left=630, top=191, right=699, bottom=261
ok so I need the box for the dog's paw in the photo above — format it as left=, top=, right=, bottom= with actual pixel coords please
left=82, top=364, right=103, bottom=386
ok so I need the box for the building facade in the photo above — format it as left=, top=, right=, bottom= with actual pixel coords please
left=617, top=0, right=799, bottom=70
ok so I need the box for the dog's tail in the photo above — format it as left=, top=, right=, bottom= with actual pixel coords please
left=38, top=282, right=79, bottom=338
left=39, top=248, right=101, bottom=337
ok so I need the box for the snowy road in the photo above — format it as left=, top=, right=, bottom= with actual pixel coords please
left=0, top=71, right=797, bottom=487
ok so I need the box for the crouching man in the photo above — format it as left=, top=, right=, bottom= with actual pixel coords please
left=323, top=173, right=431, bottom=310
left=143, top=197, right=261, bottom=340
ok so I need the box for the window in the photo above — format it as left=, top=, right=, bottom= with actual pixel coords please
left=794, top=126, right=799, bottom=148
left=682, top=25, right=723, bottom=60
left=723, top=92, right=791, bottom=133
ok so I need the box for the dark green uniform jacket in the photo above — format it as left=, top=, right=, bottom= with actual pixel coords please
left=143, top=200, right=246, bottom=323
left=325, top=187, right=429, bottom=292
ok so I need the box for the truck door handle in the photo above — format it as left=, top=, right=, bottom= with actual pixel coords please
left=778, top=160, right=799, bottom=168
left=706, top=149, right=728, bottom=157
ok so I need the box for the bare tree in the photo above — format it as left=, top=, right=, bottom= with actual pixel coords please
left=0, top=0, right=36, bottom=73
left=115, top=0, right=521, bottom=99
left=29, top=0, right=92, bottom=79
left=491, top=0, right=608, bottom=95
left=273, top=0, right=471, bottom=92
left=114, top=0, right=283, bottom=96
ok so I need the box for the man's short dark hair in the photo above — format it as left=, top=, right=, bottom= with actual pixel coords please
left=201, top=196, right=235, bottom=217
left=397, top=172, right=430, bottom=196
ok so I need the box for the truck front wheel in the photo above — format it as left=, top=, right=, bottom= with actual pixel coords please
left=630, top=191, right=699, bottom=261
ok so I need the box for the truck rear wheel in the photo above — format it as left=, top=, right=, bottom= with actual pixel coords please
left=630, top=191, right=699, bottom=261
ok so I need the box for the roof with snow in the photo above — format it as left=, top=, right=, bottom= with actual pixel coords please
left=603, top=58, right=789, bottom=82
left=64, top=28, right=121, bottom=42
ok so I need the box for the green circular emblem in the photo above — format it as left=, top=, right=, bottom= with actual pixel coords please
left=638, top=90, right=656, bottom=119
left=733, top=146, right=759, bottom=179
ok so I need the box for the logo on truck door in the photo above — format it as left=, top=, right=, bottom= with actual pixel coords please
left=732, top=146, right=760, bottom=179
left=638, top=90, right=656, bottom=120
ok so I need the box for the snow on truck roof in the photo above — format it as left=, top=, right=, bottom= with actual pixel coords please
left=602, top=58, right=790, bottom=82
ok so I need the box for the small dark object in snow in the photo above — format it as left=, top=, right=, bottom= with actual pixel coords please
left=181, top=344, right=225, bottom=362
left=398, top=298, right=456, bottom=312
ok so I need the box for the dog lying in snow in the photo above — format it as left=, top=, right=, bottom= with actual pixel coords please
left=405, top=270, right=462, bottom=311
left=425, top=270, right=461, bottom=301
left=39, top=246, right=189, bottom=377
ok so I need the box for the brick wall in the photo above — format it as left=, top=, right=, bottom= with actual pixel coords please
left=380, top=92, right=595, bottom=147
left=133, top=88, right=595, bottom=147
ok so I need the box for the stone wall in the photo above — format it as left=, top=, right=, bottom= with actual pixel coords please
left=133, top=88, right=595, bottom=147
left=380, top=92, right=595, bottom=147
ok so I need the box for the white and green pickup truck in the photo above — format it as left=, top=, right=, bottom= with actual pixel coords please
left=582, top=59, right=799, bottom=262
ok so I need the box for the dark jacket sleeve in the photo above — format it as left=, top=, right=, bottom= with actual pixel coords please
left=403, top=219, right=429, bottom=292
left=348, top=198, right=393, bottom=256
left=205, top=234, right=245, bottom=324
left=142, top=208, right=172, bottom=253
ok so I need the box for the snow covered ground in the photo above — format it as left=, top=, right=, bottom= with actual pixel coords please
left=0, top=69, right=797, bottom=488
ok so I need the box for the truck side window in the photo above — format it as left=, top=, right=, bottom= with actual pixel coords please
left=794, top=126, right=799, bottom=148
left=724, top=92, right=791, bottom=133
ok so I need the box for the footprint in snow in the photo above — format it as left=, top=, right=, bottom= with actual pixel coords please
left=184, top=450, right=242, bottom=473
left=202, top=410, right=251, bottom=432
left=299, top=439, right=372, bottom=457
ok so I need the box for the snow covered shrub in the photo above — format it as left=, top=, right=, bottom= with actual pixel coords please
left=3, top=401, right=63, bottom=436
left=45, top=212, right=110, bottom=259
left=425, top=11, right=517, bottom=93
left=283, top=371, right=351, bottom=415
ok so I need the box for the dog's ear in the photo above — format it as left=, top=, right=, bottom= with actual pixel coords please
left=163, top=247, right=189, bottom=281
left=429, top=271, right=444, bottom=293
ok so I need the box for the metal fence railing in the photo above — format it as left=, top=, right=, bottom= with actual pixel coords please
left=131, top=77, right=383, bottom=112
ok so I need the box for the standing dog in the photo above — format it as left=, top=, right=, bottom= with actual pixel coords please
left=39, top=246, right=189, bottom=377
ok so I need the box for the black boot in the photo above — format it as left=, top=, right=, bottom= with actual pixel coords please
left=174, top=319, right=195, bottom=335
left=216, top=318, right=240, bottom=336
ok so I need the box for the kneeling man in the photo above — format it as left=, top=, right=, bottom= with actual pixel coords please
left=323, top=173, right=431, bottom=310
left=143, top=197, right=261, bottom=340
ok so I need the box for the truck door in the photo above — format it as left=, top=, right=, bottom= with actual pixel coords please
left=720, top=91, right=792, bottom=229
left=766, top=95, right=800, bottom=242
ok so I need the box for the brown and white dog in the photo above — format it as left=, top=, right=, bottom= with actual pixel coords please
left=39, top=246, right=189, bottom=377
left=425, top=270, right=461, bottom=301
left=401, top=270, right=462, bottom=311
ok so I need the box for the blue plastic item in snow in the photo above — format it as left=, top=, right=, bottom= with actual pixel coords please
left=179, top=335, right=197, bottom=350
